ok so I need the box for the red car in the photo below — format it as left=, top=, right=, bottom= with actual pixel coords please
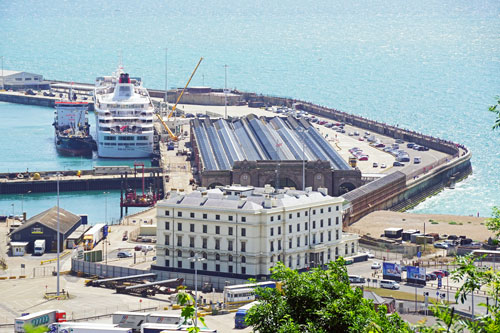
left=432, top=270, right=446, bottom=278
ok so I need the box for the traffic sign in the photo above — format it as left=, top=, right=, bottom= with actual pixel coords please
left=417, top=251, right=421, bottom=258
left=438, top=276, right=442, bottom=288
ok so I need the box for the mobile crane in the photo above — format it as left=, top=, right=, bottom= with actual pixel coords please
left=156, top=57, right=204, bottom=141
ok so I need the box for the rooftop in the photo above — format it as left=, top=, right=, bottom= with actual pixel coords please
left=11, top=206, right=81, bottom=235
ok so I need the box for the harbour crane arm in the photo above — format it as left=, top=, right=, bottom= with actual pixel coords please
left=156, top=112, right=178, bottom=141
left=168, top=57, right=204, bottom=119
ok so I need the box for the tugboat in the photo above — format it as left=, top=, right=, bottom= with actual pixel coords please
left=53, top=90, right=95, bottom=156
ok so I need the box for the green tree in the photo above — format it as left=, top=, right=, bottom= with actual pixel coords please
left=486, top=206, right=500, bottom=239
left=246, top=260, right=412, bottom=333
left=176, top=287, right=207, bottom=333
left=489, top=96, right=500, bottom=130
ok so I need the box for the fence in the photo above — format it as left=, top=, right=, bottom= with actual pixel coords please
left=72, top=259, right=147, bottom=278
left=0, top=265, right=56, bottom=280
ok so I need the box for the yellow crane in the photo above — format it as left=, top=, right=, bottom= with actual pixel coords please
left=156, top=57, right=204, bottom=141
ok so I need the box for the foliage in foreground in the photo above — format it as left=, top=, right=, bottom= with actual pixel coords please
left=246, top=259, right=412, bottom=333
left=489, top=96, right=500, bottom=130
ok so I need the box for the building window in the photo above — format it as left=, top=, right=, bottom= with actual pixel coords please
left=177, top=235, right=182, bottom=247
left=313, top=209, right=316, bottom=215
left=216, top=253, right=220, bottom=260
left=297, top=212, right=300, bottom=218
left=190, top=224, right=195, bottom=232
left=345, top=244, right=348, bottom=255
left=289, top=238, right=292, bottom=249
left=270, top=241, right=274, bottom=252
left=320, top=219, right=324, bottom=228
left=328, top=218, right=331, bottom=226
left=165, top=259, right=170, bottom=267
left=289, top=213, right=292, bottom=219
left=202, top=238, right=207, bottom=249
left=241, top=256, right=246, bottom=263
left=177, top=250, right=182, bottom=257
left=271, top=216, right=274, bottom=222
left=297, top=224, right=300, bottom=232
left=228, top=240, right=233, bottom=251
left=165, top=235, right=170, bottom=245
left=190, top=236, right=195, bottom=248
left=278, top=215, right=281, bottom=221
left=215, top=226, right=220, bottom=234
left=216, top=264, right=220, bottom=272
left=278, top=240, right=282, bottom=251
left=177, top=261, right=182, bottom=268
left=289, top=225, right=292, bottom=234
left=203, top=213, right=207, bottom=219
left=270, top=255, right=274, bottom=263
left=278, top=255, right=281, bottom=262
left=297, top=254, right=300, bottom=266
left=165, top=249, right=170, bottom=256
left=190, top=262, right=195, bottom=269
left=190, top=251, right=195, bottom=257
left=336, top=205, right=339, bottom=211
left=165, top=210, right=170, bottom=216
left=278, top=226, right=281, bottom=235
left=215, top=239, right=220, bottom=250
left=241, top=228, right=246, bottom=237
left=216, top=215, right=220, bottom=220
left=336, top=230, right=339, bottom=240
left=352, top=243, right=355, bottom=254
left=228, top=227, right=233, bottom=236
left=270, top=227, right=274, bottom=236
left=328, top=207, right=332, bottom=212
left=241, top=267, right=246, bottom=275
left=313, top=221, right=316, bottom=229
left=165, top=221, right=170, bottom=230
left=241, top=217, right=246, bottom=222
left=288, top=256, right=292, bottom=267
left=320, top=232, right=324, bottom=243
left=305, top=235, right=308, bottom=246
left=177, top=223, right=182, bottom=231
left=335, top=247, right=339, bottom=257
left=313, top=234, right=316, bottom=244
left=328, top=231, right=332, bottom=242
left=305, top=254, right=308, bottom=264
left=203, top=263, right=207, bottom=270
left=203, top=225, right=207, bottom=233
left=305, top=222, right=308, bottom=230
left=229, top=215, right=233, bottom=221
left=229, top=255, right=233, bottom=262
left=305, top=211, right=308, bottom=216
left=228, top=265, right=233, bottom=273
left=328, top=248, right=331, bottom=260
left=202, top=252, right=207, bottom=259
left=297, top=237, right=300, bottom=247
left=190, top=212, right=195, bottom=218
left=336, top=217, right=339, bottom=225
left=177, top=211, right=182, bottom=217
left=241, top=242, right=246, bottom=252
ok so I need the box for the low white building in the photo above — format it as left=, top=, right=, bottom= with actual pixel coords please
left=0, top=70, right=49, bottom=90
left=155, top=185, right=359, bottom=279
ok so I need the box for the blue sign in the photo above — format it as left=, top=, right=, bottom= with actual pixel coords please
left=383, top=262, right=402, bottom=281
left=103, top=225, right=109, bottom=238
left=438, top=276, right=442, bottom=288
left=417, top=251, right=421, bottom=258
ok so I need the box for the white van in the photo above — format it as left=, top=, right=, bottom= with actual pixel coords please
left=380, top=280, right=400, bottom=290
left=414, top=156, right=421, bottom=164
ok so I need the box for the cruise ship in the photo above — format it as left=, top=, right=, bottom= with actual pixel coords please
left=93, top=69, right=154, bottom=158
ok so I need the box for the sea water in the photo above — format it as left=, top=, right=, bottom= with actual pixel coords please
left=0, top=0, right=498, bottom=221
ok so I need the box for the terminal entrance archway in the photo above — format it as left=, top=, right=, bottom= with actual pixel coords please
left=269, top=177, right=298, bottom=190
left=338, top=182, right=356, bottom=195
left=208, top=182, right=224, bottom=189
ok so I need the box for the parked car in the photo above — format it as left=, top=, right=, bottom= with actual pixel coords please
left=152, top=256, right=157, bottom=261
left=440, top=270, right=450, bottom=277
left=372, top=162, right=378, bottom=168
left=25, top=89, right=36, bottom=96
left=117, top=251, right=132, bottom=258
left=407, top=142, right=415, bottom=148
left=393, top=161, right=405, bottom=167
left=426, top=273, right=437, bottom=281
left=365, top=252, right=375, bottom=258
left=142, top=245, right=154, bottom=252
left=432, top=271, right=446, bottom=278
left=380, top=163, right=386, bottom=168
left=134, top=245, right=143, bottom=251
left=349, top=275, right=366, bottom=283
left=371, top=262, right=381, bottom=269
left=395, top=139, right=404, bottom=144
left=434, top=242, right=449, bottom=249
left=380, top=280, right=400, bottom=290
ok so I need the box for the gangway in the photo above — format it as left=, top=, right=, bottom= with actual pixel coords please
left=85, top=273, right=157, bottom=288
left=116, top=278, right=184, bottom=297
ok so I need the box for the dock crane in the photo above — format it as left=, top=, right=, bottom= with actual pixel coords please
left=156, top=57, right=204, bottom=141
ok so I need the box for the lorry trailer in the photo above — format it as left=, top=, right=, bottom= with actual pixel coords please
left=33, top=239, right=46, bottom=255
left=51, top=321, right=132, bottom=333
left=112, top=311, right=183, bottom=332
left=15, top=310, right=66, bottom=332
left=140, top=323, right=217, bottom=333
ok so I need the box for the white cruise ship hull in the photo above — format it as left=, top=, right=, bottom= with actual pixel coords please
left=96, top=145, right=153, bottom=158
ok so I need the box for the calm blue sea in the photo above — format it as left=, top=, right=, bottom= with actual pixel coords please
left=0, top=0, right=498, bottom=221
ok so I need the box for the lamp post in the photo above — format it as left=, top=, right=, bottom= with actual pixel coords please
left=224, top=64, right=228, bottom=120
left=56, top=173, right=61, bottom=296
left=11, top=203, right=14, bottom=217
left=21, top=190, right=31, bottom=216
left=189, top=253, right=206, bottom=328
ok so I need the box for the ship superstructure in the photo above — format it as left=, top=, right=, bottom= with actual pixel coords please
left=53, top=100, right=94, bottom=156
left=93, top=69, right=154, bottom=158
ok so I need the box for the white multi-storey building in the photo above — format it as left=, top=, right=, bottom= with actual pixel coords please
left=155, top=185, right=359, bottom=279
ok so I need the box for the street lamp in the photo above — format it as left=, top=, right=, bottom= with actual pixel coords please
left=21, top=190, right=31, bottom=217
left=189, top=253, right=206, bottom=327
left=224, top=64, right=228, bottom=120
left=56, top=172, right=62, bottom=296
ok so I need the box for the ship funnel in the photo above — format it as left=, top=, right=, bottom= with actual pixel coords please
left=119, top=73, right=131, bottom=83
